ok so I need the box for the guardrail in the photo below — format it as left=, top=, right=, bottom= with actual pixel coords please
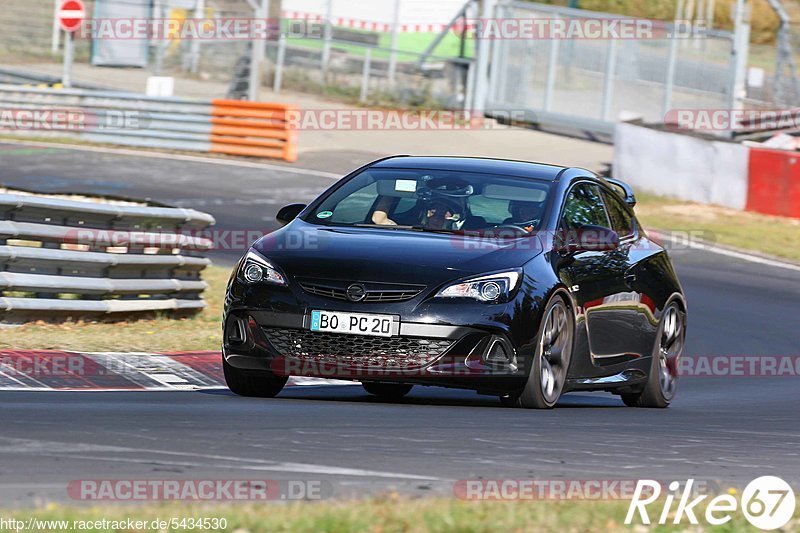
left=0, top=192, right=215, bottom=320
left=0, top=85, right=298, bottom=162
left=211, top=99, right=298, bottom=161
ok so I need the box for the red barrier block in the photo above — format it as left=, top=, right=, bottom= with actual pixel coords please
left=747, top=147, right=800, bottom=218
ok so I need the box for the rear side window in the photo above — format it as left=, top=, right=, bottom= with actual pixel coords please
left=601, top=189, right=635, bottom=238
left=562, top=183, right=611, bottom=230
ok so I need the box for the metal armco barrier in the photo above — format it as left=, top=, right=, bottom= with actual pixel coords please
left=0, top=192, right=215, bottom=320
left=0, top=85, right=298, bottom=162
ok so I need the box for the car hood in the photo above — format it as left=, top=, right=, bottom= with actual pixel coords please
left=253, top=220, right=543, bottom=285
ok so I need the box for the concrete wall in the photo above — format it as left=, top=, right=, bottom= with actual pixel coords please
left=613, top=122, right=749, bottom=210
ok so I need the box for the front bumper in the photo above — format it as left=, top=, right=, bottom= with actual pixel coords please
left=223, top=309, right=528, bottom=394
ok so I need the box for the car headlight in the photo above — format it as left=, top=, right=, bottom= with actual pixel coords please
left=436, top=270, right=522, bottom=302
left=239, top=250, right=287, bottom=286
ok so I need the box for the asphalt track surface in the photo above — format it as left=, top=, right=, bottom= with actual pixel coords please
left=1, top=142, right=799, bottom=506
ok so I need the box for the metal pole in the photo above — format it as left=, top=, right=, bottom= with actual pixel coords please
left=462, top=1, right=478, bottom=111
left=663, top=30, right=679, bottom=116
left=472, top=0, right=496, bottom=113
left=727, top=0, right=750, bottom=112
left=189, top=0, right=205, bottom=74
left=487, top=4, right=503, bottom=104
left=62, top=31, right=74, bottom=88
left=464, top=60, right=477, bottom=111
left=51, top=0, right=61, bottom=55
left=543, top=39, right=560, bottom=111
left=706, top=0, right=715, bottom=28
left=601, top=38, right=619, bottom=121
left=248, top=0, right=269, bottom=101
left=766, top=0, right=800, bottom=105
left=273, top=34, right=286, bottom=92
left=387, top=0, right=401, bottom=86
left=321, top=0, right=333, bottom=81
left=360, top=48, right=372, bottom=103
left=153, top=0, right=165, bottom=76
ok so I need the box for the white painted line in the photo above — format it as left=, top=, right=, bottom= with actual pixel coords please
left=0, top=437, right=441, bottom=481
left=245, top=462, right=439, bottom=480
left=0, top=387, right=224, bottom=392
left=0, top=139, right=342, bottom=179
left=145, top=374, right=189, bottom=384
left=45, top=452, right=440, bottom=481
left=652, top=230, right=800, bottom=273
left=290, top=376, right=357, bottom=386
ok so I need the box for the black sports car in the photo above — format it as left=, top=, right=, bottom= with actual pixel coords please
left=223, top=156, right=686, bottom=408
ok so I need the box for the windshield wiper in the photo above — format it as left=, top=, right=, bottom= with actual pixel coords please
left=353, top=223, right=462, bottom=235
left=409, top=226, right=463, bottom=235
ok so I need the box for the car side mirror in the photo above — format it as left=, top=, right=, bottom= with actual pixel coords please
left=276, top=203, right=307, bottom=227
left=559, top=225, right=620, bottom=254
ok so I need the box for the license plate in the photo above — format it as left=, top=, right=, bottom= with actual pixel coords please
left=309, top=310, right=398, bottom=337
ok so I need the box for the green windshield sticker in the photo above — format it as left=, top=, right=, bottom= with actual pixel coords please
left=317, top=211, right=333, bottom=219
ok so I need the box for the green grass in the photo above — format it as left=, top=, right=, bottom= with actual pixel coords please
left=0, top=496, right=782, bottom=532
left=286, top=24, right=473, bottom=62
left=635, top=192, right=800, bottom=262
left=0, top=266, right=229, bottom=353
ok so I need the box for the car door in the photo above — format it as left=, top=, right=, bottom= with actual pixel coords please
left=600, top=187, right=662, bottom=359
left=557, top=182, right=632, bottom=362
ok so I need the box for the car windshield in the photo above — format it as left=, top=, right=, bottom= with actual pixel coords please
left=306, top=168, right=552, bottom=236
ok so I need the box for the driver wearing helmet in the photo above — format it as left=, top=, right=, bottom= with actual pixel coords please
left=371, top=176, right=471, bottom=229
left=504, top=200, right=543, bottom=233
left=423, top=197, right=465, bottom=231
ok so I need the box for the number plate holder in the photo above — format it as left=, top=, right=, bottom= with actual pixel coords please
left=307, top=310, right=400, bottom=337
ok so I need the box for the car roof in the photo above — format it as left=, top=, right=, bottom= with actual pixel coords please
left=369, top=156, right=578, bottom=182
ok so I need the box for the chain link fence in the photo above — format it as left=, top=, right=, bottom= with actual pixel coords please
left=486, top=1, right=742, bottom=135
left=747, top=21, right=800, bottom=108
left=7, top=0, right=800, bottom=121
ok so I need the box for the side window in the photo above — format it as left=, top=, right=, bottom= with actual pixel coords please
left=602, top=189, right=635, bottom=238
left=562, top=183, right=611, bottom=230
left=329, top=182, right=378, bottom=224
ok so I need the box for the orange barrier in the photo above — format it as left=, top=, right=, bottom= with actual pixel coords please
left=747, top=147, right=800, bottom=218
left=209, top=99, right=298, bottom=162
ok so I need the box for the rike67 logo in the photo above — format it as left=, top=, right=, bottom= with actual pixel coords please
left=626, top=476, right=796, bottom=530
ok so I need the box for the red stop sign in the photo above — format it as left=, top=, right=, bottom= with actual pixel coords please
left=58, top=0, right=85, bottom=33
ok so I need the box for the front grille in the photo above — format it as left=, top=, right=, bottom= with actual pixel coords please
left=299, top=283, right=347, bottom=300
left=265, top=328, right=454, bottom=369
left=298, top=279, right=425, bottom=303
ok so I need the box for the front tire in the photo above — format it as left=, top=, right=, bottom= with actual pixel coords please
left=223, top=358, right=288, bottom=398
left=362, top=382, right=413, bottom=400
left=621, top=302, right=685, bottom=408
left=502, top=294, right=574, bottom=409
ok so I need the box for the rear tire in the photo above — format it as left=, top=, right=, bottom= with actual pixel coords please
left=621, top=302, right=685, bottom=408
left=502, top=294, right=574, bottom=409
left=362, top=382, right=413, bottom=400
left=223, top=358, right=288, bottom=398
